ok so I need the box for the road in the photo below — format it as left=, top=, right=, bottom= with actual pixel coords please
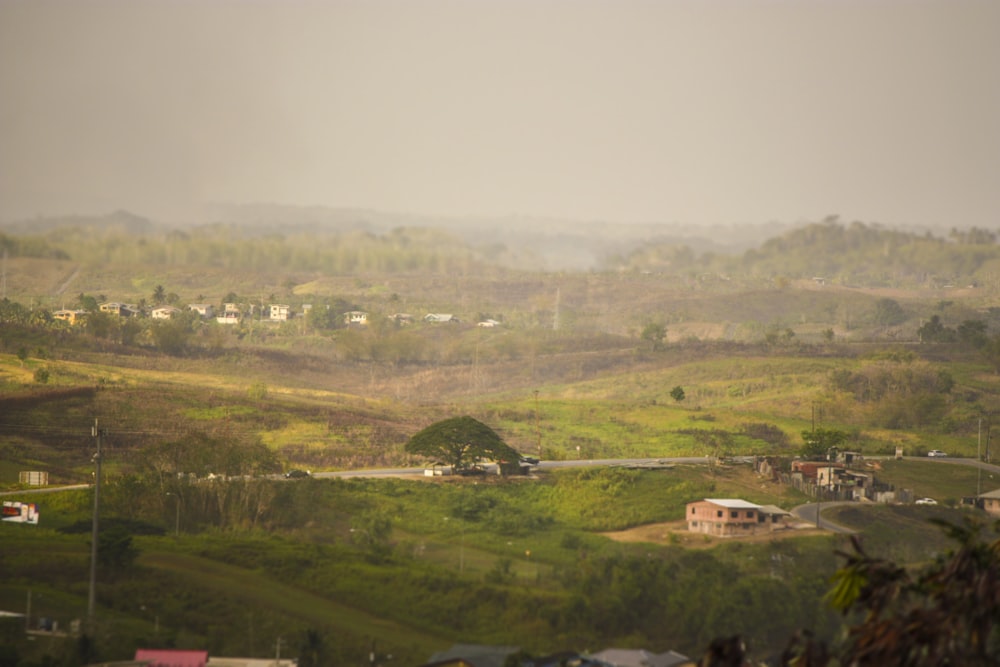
left=791, top=501, right=857, bottom=534
left=311, top=456, right=713, bottom=479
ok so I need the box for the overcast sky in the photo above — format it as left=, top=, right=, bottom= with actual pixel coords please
left=1, top=0, right=997, bottom=228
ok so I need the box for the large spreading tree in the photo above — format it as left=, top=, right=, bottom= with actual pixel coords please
left=405, top=416, right=521, bottom=470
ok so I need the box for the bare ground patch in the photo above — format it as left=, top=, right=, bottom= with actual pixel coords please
left=601, top=519, right=828, bottom=549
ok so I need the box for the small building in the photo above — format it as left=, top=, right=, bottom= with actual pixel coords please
left=477, top=319, right=501, bottom=328
left=589, top=648, right=690, bottom=667
left=53, top=309, right=87, bottom=325
left=134, top=649, right=208, bottom=667
left=206, top=659, right=297, bottom=667
left=686, top=498, right=764, bottom=537
left=216, top=303, right=242, bottom=324
left=344, top=310, right=369, bottom=325
left=99, top=302, right=140, bottom=317
left=425, top=313, right=458, bottom=323
left=267, top=304, right=291, bottom=321
left=978, top=488, right=1000, bottom=517
left=19, top=471, right=48, bottom=486
left=151, top=306, right=182, bottom=320
left=389, top=313, right=414, bottom=325
left=421, top=644, right=520, bottom=667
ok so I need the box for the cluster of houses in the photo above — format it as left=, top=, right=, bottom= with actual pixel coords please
left=51, top=301, right=499, bottom=328
left=70, top=644, right=695, bottom=667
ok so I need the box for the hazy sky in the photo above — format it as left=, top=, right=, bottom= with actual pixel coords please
left=1, top=0, right=998, bottom=227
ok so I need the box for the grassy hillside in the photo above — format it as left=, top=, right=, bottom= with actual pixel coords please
left=4, top=218, right=1000, bottom=665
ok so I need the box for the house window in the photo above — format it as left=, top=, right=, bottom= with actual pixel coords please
left=691, top=507, right=696, bottom=514
left=716, top=510, right=723, bottom=518
left=746, top=511, right=755, bottom=518
left=730, top=511, right=738, bottom=518
left=691, top=521, right=698, bottom=528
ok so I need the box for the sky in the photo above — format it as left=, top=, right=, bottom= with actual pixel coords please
left=1, top=0, right=998, bottom=228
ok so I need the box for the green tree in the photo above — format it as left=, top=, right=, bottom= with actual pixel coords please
left=822, top=518, right=1000, bottom=666
left=84, top=311, right=115, bottom=339
left=957, top=319, right=988, bottom=349
left=800, top=428, right=848, bottom=459
left=640, top=322, right=667, bottom=351
left=150, top=318, right=193, bottom=356
left=405, top=415, right=520, bottom=470
left=33, top=367, right=49, bottom=384
left=873, top=298, right=906, bottom=327
left=296, top=629, right=328, bottom=667
left=350, top=511, right=393, bottom=563
left=152, top=284, right=166, bottom=304
left=670, top=386, right=685, bottom=403
left=96, top=525, right=139, bottom=571
left=917, top=315, right=956, bottom=343
left=77, top=293, right=99, bottom=311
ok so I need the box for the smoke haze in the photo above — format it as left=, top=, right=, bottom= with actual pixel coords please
left=1, top=0, right=998, bottom=228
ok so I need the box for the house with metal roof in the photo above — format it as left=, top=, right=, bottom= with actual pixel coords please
left=686, top=498, right=766, bottom=537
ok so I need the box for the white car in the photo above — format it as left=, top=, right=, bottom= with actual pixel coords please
left=915, top=497, right=938, bottom=505
left=927, top=450, right=947, bottom=457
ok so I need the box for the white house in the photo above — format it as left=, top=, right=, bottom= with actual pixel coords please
left=268, top=304, right=291, bottom=321
left=344, top=311, right=368, bottom=325
left=425, top=313, right=458, bottom=323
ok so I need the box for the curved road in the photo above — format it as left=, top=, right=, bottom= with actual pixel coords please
left=8, top=453, right=1000, bottom=536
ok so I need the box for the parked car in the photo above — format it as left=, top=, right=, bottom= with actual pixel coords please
left=519, top=456, right=540, bottom=465
left=915, top=497, right=938, bottom=505
left=927, top=450, right=947, bottom=457
left=456, top=465, right=487, bottom=476
left=284, top=469, right=311, bottom=479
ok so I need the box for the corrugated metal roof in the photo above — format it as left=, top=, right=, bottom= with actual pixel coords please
left=703, top=498, right=762, bottom=509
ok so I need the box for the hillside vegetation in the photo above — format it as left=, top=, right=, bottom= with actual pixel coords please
left=3, top=214, right=1000, bottom=665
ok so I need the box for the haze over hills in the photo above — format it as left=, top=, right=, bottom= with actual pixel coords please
left=1, top=205, right=977, bottom=274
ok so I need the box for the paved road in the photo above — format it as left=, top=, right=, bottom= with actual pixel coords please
left=0, top=484, right=88, bottom=497
left=791, top=501, right=857, bottom=534
left=311, top=456, right=713, bottom=479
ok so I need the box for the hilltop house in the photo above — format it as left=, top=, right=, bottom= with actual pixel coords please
left=686, top=498, right=784, bottom=537
left=425, top=313, right=458, bottom=323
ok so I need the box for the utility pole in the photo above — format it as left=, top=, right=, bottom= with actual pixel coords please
left=978, top=418, right=983, bottom=496
left=88, top=419, right=103, bottom=628
left=274, top=636, right=283, bottom=666
left=534, top=390, right=541, bottom=457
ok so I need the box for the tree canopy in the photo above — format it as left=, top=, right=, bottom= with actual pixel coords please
left=801, top=427, right=849, bottom=459
left=405, top=416, right=520, bottom=470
